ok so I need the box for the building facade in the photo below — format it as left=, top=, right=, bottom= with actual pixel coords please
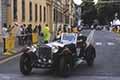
left=52, top=0, right=75, bottom=32
left=0, top=0, right=52, bottom=32
left=0, top=0, right=74, bottom=34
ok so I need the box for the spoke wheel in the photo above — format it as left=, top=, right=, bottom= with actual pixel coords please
left=20, top=54, right=32, bottom=75
left=59, top=57, right=71, bottom=76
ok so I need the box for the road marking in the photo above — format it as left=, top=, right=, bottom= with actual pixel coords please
left=96, top=42, right=102, bottom=46
left=1, top=75, right=11, bottom=80
left=0, top=53, right=22, bottom=64
left=107, top=42, right=115, bottom=46
left=96, top=42, right=115, bottom=46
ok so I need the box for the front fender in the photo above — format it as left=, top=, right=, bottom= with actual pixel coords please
left=85, top=45, right=96, bottom=59
left=59, top=48, right=73, bottom=63
left=60, top=48, right=72, bottom=56
left=22, top=49, right=38, bottom=62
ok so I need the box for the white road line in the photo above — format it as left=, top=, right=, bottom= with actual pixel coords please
left=95, top=42, right=115, bottom=46
left=107, top=42, right=115, bottom=46
left=0, top=53, right=23, bottom=64
left=96, top=42, right=102, bottom=46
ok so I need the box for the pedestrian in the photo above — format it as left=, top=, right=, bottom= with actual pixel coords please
left=17, top=25, right=24, bottom=46
left=26, top=24, right=33, bottom=45
left=42, top=24, right=51, bottom=43
left=37, top=24, right=42, bottom=44
left=21, top=25, right=25, bottom=45
left=38, top=24, right=42, bottom=35
left=56, top=25, right=62, bottom=40
left=63, top=25, right=67, bottom=33
left=33, top=25, right=38, bottom=33
left=68, top=25, right=71, bottom=33
left=39, top=32, right=44, bottom=45
left=2, top=23, right=8, bottom=53
left=22, top=24, right=26, bottom=45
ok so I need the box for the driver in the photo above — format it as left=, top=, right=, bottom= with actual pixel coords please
left=77, top=34, right=87, bottom=58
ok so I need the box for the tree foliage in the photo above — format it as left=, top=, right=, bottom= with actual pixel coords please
left=81, top=0, right=97, bottom=26
left=81, top=0, right=120, bottom=25
left=96, top=0, right=120, bottom=25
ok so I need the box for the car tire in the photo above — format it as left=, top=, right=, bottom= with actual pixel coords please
left=87, top=59, right=94, bottom=66
left=59, top=56, right=71, bottom=76
left=20, top=54, right=32, bottom=75
left=85, top=45, right=96, bottom=66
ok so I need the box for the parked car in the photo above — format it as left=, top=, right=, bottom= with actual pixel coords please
left=19, top=33, right=96, bottom=76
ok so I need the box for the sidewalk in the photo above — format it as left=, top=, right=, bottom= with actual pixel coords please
left=0, top=42, right=3, bottom=56
left=0, top=45, right=23, bottom=61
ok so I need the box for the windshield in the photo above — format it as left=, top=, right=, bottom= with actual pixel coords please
left=61, top=33, right=77, bottom=43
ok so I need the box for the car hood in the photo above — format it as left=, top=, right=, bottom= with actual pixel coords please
left=46, top=41, right=73, bottom=48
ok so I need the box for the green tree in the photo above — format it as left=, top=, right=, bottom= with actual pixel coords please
left=96, top=0, right=120, bottom=25
left=81, top=0, right=97, bottom=26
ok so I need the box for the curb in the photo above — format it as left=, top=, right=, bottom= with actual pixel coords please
left=0, top=47, right=22, bottom=62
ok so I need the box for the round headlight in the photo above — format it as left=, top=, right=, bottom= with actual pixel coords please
left=33, top=44, right=37, bottom=47
left=52, top=46, right=59, bottom=53
left=78, top=39, right=83, bottom=43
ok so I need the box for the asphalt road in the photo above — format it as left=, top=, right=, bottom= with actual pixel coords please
left=1, top=30, right=120, bottom=80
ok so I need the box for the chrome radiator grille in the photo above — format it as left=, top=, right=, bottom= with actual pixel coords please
left=38, top=45, right=51, bottom=59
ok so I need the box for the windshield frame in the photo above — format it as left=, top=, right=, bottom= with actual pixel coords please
left=61, top=33, right=78, bottom=44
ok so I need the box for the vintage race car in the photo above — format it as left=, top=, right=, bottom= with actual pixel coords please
left=19, top=33, right=96, bottom=76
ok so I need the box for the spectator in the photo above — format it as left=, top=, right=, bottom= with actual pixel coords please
left=33, top=24, right=41, bottom=35
left=33, top=25, right=38, bottom=33
left=17, top=25, right=24, bottom=45
left=37, top=24, right=42, bottom=44
left=39, top=32, right=44, bottom=45
left=38, top=24, right=42, bottom=35
left=26, top=24, right=32, bottom=45
left=2, top=23, right=8, bottom=53
left=42, top=24, right=51, bottom=43
left=56, top=25, right=62, bottom=40
left=22, top=24, right=26, bottom=45
left=63, top=25, right=67, bottom=33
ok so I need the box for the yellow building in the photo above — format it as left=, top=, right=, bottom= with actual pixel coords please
left=52, top=0, right=75, bottom=32
left=0, top=0, right=75, bottom=37
left=0, top=0, right=52, bottom=32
